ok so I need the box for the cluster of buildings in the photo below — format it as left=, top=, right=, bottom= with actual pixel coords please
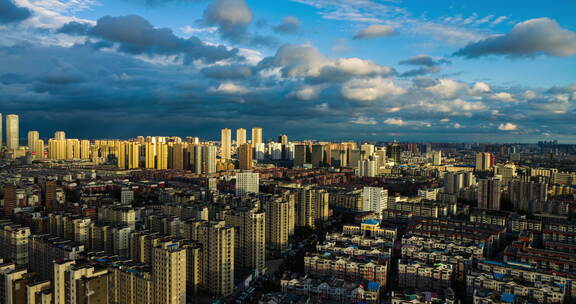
left=0, top=114, right=576, bottom=303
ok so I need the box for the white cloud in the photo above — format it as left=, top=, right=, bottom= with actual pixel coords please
left=341, top=77, right=405, bottom=101
left=315, top=103, right=330, bottom=112
left=498, top=122, right=518, bottom=131
left=237, top=48, right=263, bottom=65
left=291, top=0, right=484, bottom=44
left=386, top=107, right=401, bottom=113
left=440, top=118, right=450, bottom=123
left=351, top=116, right=377, bottom=125
left=383, top=118, right=405, bottom=126
left=422, top=98, right=486, bottom=115
left=522, top=90, right=537, bottom=99
left=289, top=85, right=324, bottom=101
left=210, top=82, right=249, bottom=94
left=265, top=44, right=393, bottom=81
left=331, top=57, right=392, bottom=76
left=14, top=0, right=97, bottom=29
left=452, top=123, right=463, bottom=128
left=181, top=25, right=218, bottom=35
left=491, top=16, right=508, bottom=25
left=468, top=82, right=491, bottom=95
left=491, top=92, right=515, bottom=102
left=426, top=79, right=467, bottom=99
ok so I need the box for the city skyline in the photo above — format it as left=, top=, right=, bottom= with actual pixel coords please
left=0, top=112, right=575, bottom=144
left=0, top=0, right=575, bottom=143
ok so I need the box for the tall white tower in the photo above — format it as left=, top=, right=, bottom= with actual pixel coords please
left=6, top=114, right=19, bottom=150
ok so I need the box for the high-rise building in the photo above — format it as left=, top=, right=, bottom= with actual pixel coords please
left=278, top=134, right=288, bottom=145
left=265, top=194, right=296, bottom=252
left=294, top=144, right=309, bottom=167
left=444, top=172, right=463, bottom=195
left=254, top=143, right=265, bottom=161
left=507, top=179, right=548, bottom=212
left=221, top=128, right=232, bottom=160
left=153, top=242, right=187, bottom=304
left=330, top=148, right=347, bottom=167
left=238, top=143, right=253, bottom=170
left=48, top=139, right=66, bottom=160
left=251, top=127, right=262, bottom=144
left=269, top=142, right=282, bottom=160
left=156, top=142, right=168, bottom=169
left=202, top=145, right=217, bottom=174
left=236, top=171, right=259, bottom=196
left=44, top=180, right=56, bottom=211
left=348, top=149, right=361, bottom=168
left=144, top=142, right=155, bottom=169
left=363, top=187, right=388, bottom=216
left=28, top=131, right=44, bottom=158
left=224, top=207, right=266, bottom=270
left=0, top=221, right=30, bottom=265
left=31, top=139, right=44, bottom=159
left=386, top=143, right=402, bottom=164
left=27, top=131, right=39, bottom=149
left=444, top=171, right=476, bottom=194
left=5, top=114, right=19, bottom=150
left=126, top=142, right=139, bottom=168
left=236, top=128, right=246, bottom=145
left=65, top=139, right=81, bottom=160
left=407, top=143, right=420, bottom=154
left=54, top=131, right=66, bottom=140
left=432, top=150, right=442, bottom=165
left=360, top=143, right=375, bottom=159
left=80, top=139, right=90, bottom=159
left=476, top=152, right=494, bottom=171
left=190, top=144, right=203, bottom=174
left=375, top=147, right=387, bottom=166
left=296, top=188, right=329, bottom=228
left=197, top=221, right=234, bottom=296
left=118, top=141, right=127, bottom=169
left=311, top=144, right=325, bottom=167
left=3, top=184, right=16, bottom=216
left=171, top=143, right=185, bottom=170
left=53, top=261, right=110, bottom=304
left=478, top=178, right=501, bottom=210
left=358, top=156, right=379, bottom=177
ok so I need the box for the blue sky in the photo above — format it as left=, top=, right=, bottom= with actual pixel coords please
left=0, top=0, right=575, bottom=142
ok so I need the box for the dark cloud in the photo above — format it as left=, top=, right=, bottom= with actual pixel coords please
left=273, top=16, right=300, bottom=34
left=398, top=55, right=449, bottom=77
left=412, top=77, right=439, bottom=88
left=0, top=73, right=28, bottom=85
left=454, top=18, right=576, bottom=58
left=60, top=15, right=240, bottom=63
left=400, top=66, right=441, bottom=77
left=0, top=0, right=31, bottom=24
left=353, top=24, right=395, bottom=40
left=201, top=64, right=254, bottom=79
left=547, top=83, right=576, bottom=95
left=202, top=0, right=252, bottom=43
left=2, top=20, right=576, bottom=142
left=250, top=34, right=278, bottom=48
left=57, top=21, right=92, bottom=35
left=399, top=55, right=450, bottom=67
left=255, top=18, right=267, bottom=29
left=39, top=59, right=86, bottom=85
